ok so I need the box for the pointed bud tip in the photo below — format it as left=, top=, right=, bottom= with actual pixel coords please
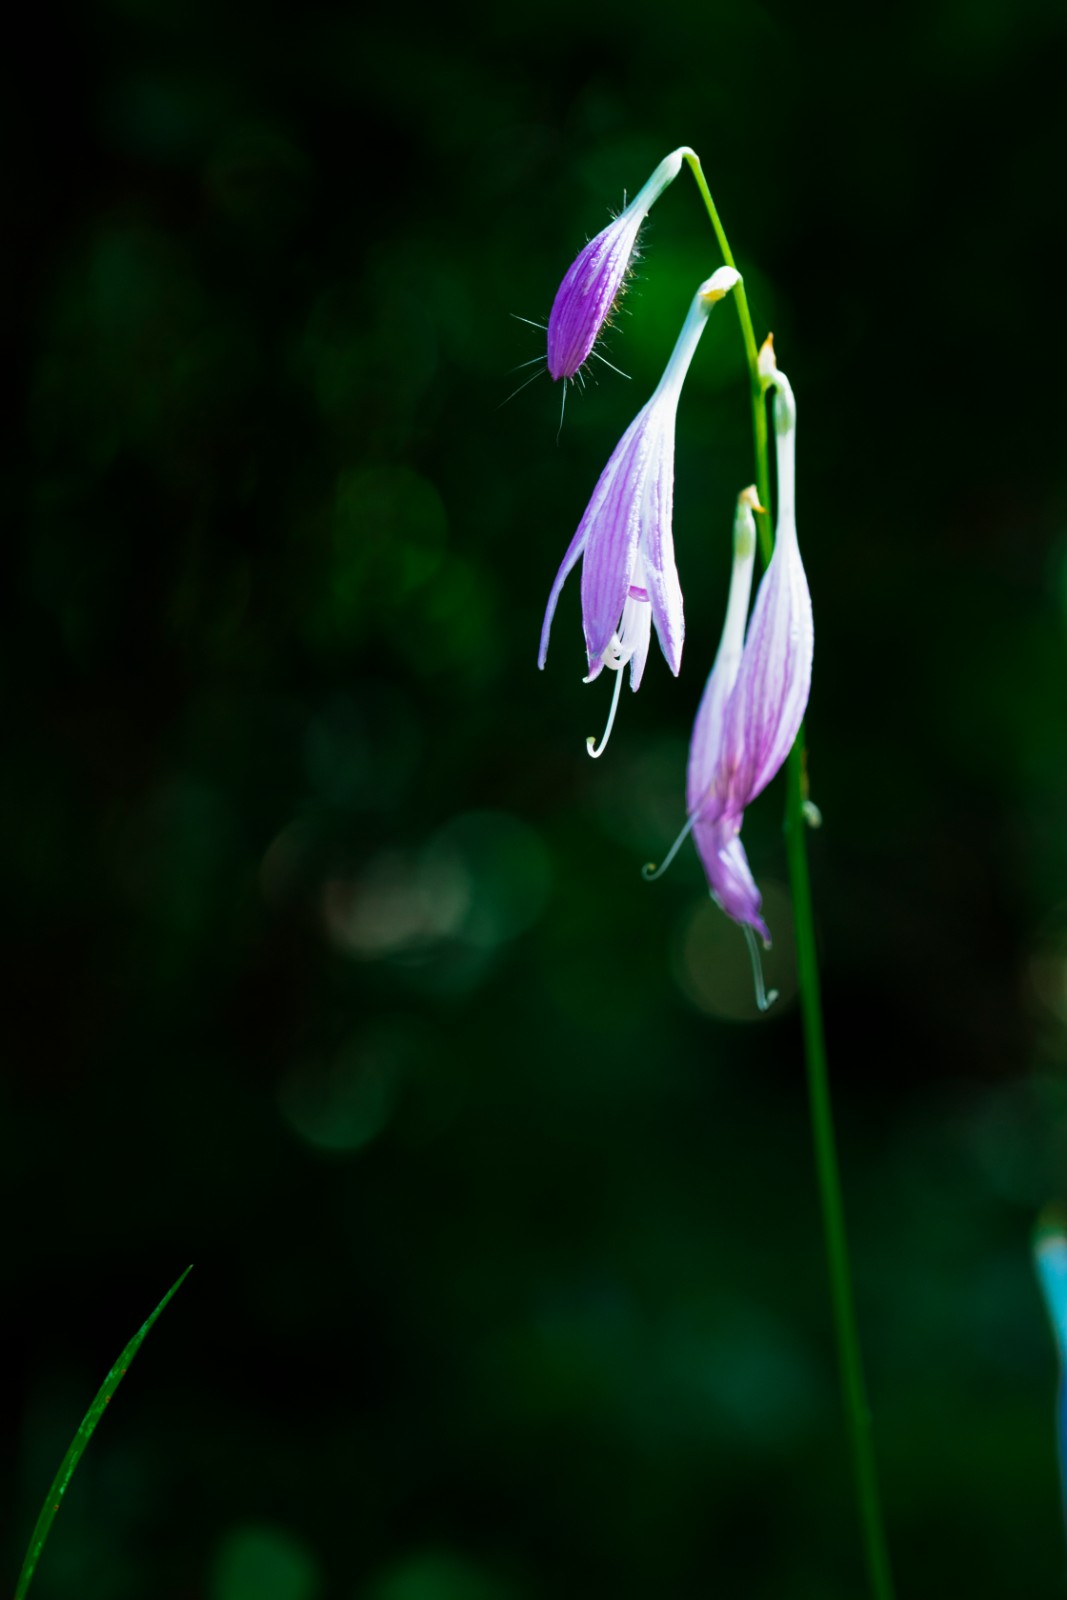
left=757, top=334, right=777, bottom=381
left=738, top=485, right=766, bottom=515
left=699, top=266, right=741, bottom=304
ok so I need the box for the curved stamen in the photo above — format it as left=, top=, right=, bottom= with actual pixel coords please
left=642, top=811, right=698, bottom=881
left=743, top=924, right=779, bottom=1013
left=586, top=665, right=625, bottom=759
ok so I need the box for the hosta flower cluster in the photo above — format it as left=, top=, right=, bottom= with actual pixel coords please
left=539, top=266, right=740, bottom=756
left=536, top=148, right=814, bottom=974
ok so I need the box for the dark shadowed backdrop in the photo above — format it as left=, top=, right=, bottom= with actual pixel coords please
left=5, top=1, right=1067, bottom=1596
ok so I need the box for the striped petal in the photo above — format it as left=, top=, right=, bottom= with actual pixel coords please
left=546, top=149, right=686, bottom=382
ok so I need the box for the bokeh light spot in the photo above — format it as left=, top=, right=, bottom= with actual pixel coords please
left=322, top=811, right=550, bottom=965
left=278, top=1016, right=438, bottom=1154
left=322, top=847, right=469, bottom=959
left=278, top=1046, right=395, bottom=1153
left=210, top=1523, right=319, bottom=1600
left=421, top=810, right=551, bottom=949
left=365, top=1551, right=514, bottom=1600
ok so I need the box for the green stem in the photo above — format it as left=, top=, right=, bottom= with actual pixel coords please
left=681, top=151, right=772, bottom=562
left=683, top=150, right=895, bottom=1600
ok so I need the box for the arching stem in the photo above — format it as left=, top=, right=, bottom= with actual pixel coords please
left=683, top=149, right=895, bottom=1600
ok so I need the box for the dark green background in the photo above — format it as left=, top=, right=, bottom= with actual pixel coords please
left=6, top=1, right=1067, bottom=1595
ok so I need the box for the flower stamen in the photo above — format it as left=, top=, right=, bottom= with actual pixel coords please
left=586, top=665, right=625, bottom=759
left=641, top=811, right=698, bottom=880
left=743, top=924, right=779, bottom=1013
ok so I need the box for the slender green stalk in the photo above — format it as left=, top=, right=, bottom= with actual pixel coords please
left=683, top=150, right=895, bottom=1600
left=681, top=151, right=772, bottom=562
left=14, top=1265, right=192, bottom=1600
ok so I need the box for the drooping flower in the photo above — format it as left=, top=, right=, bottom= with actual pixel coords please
left=547, top=147, right=690, bottom=383
left=689, top=340, right=812, bottom=948
left=646, top=338, right=812, bottom=1000
left=539, top=266, right=741, bottom=756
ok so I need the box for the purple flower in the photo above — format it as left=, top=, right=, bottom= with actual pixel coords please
left=547, top=148, right=689, bottom=382
left=686, top=341, right=812, bottom=951
left=539, top=267, right=741, bottom=756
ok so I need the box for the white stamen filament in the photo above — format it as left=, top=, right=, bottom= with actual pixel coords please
left=586, top=666, right=625, bottom=759
left=743, top=925, right=779, bottom=1013
left=584, top=556, right=653, bottom=757
left=642, top=811, right=698, bottom=880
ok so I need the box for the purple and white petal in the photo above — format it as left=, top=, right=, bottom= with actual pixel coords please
left=539, top=267, right=741, bottom=756
left=547, top=210, right=647, bottom=382
left=616, top=555, right=654, bottom=690
left=719, top=365, right=810, bottom=813
left=639, top=409, right=684, bottom=677
left=546, top=149, right=687, bottom=382
left=578, top=408, right=655, bottom=671
left=686, top=489, right=760, bottom=819
left=538, top=519, right=591, bottom=671
left=539, top=400, right=649, bottom=675
left=721, top=516, right=812, bottom=810
left=693, top=815, right=770, bottom=943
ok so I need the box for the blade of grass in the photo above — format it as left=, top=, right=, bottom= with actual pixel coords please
left=14, top=1264, right=192, bottom=1600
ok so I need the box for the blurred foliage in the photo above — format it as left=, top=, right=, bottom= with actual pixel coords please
left=4, top=0, right=1067, bottom=1596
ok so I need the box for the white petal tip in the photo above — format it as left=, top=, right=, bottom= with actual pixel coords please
left=757, top=333, right=777, bottom=382
left=700, top=266, right=741, bottom=303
